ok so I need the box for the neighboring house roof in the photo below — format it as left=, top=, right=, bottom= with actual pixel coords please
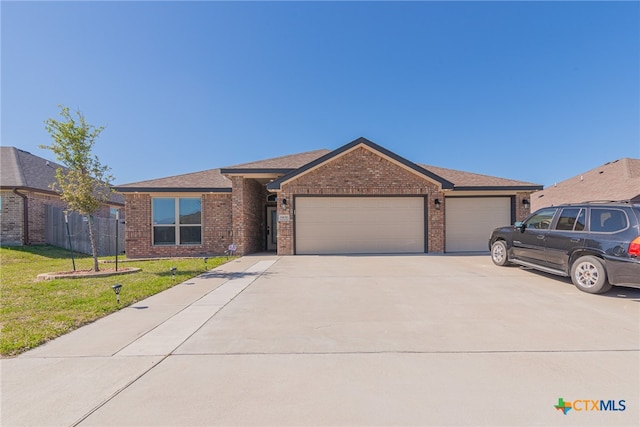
left=531, top=158, right=640, bottom=210
left=114, top=138, right=542, bottom=193
left=420, top=164, right=542, bottom=191
left=1, top=146, right=64, bottom=193
left=0, top=146, right=124, bottom=205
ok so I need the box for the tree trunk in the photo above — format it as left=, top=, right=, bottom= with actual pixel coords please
left=88, top=215, right=100, bottom=271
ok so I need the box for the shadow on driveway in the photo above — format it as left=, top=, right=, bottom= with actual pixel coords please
left=517, top=266, right=640, bottom=301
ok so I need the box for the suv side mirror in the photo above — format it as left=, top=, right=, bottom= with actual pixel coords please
left=515, top=221, right=525, bottom=232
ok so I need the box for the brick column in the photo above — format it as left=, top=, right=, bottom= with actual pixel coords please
left=429, top=192, right=446, bottom=253
left=515, top=192, right=532, bottom=221
left=231, top=177, right=266, bottom=255
left=277, top=188, right=294, bottom=255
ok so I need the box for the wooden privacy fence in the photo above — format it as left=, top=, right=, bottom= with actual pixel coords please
left=45, top=206, right=125, bottom=256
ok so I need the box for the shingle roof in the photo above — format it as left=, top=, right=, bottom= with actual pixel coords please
left=117, top=150, right=332, bottom=192
left=1, top=146, right=124, bottom=205
left=223, top=149, right=331, bottom=171
left=530, top=158, right=640, bottom=210
left=115, top=140, right=543, bottom=193
left=114, top=168, right=232, bottom=192
left=1, top=146, right=64, bottom=192
left=419, top=164, right=543, bottom=190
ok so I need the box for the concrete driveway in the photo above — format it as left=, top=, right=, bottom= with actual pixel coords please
left=2, top=254, right=639, bottom=426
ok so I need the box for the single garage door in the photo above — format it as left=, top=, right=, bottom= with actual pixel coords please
left=295, top=197, right=425, bottom=255
left=445, top=197, right=511, bottom=252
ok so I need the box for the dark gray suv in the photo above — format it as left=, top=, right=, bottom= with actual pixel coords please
left=489, top=202, right=640, bottom=294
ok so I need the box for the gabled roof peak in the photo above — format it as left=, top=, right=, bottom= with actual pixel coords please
left=266, top=137, right=455, bottom=190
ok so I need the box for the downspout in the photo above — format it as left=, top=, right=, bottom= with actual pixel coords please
left=12, top=188, right=29, bottom=245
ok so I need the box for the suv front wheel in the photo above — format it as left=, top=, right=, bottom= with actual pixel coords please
left=570, top=256, right=612, bottom=294
left=491, top=241, right=510, bottom=266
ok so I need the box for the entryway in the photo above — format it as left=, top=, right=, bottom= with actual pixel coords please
left=266, top=206, right=278, bottom=251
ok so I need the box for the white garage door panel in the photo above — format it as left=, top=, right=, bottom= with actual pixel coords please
left=446, top=197, right=511, bottom=252
left=296, top=197, right=424, bottom=255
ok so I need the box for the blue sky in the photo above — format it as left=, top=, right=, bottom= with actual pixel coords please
left=2, top=1, right=638, bottom=187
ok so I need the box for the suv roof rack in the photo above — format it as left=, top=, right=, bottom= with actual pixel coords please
left=580, top=200, right=632, bottom=204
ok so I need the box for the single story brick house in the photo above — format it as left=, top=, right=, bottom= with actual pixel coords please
left=530, top=157, right=640, bottom=211
left=114, top=138, right=542, bottom=257
left=0, top=147, right=124, bottom=246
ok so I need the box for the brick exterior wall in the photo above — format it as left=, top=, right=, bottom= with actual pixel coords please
left=429, top=191, right=446, bottom=252
left=515, top=192, right=532, bottom=221
left=231, top=177, right=267, bottom=255
left=205, top=193, right=234, bottom=252
left=276, top=146, right=443, bottom=255
left=1, top=190, right=69, bottom=245
left=1, top=191, right=24, bottom=245
left=124, top=192, right=232, bottom=258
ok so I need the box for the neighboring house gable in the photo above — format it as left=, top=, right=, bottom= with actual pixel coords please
left=531, top=158, right=640, bottom=211
left=1, top=146, right=64, bottom=195
left=115, top=137, right=542, bottom=257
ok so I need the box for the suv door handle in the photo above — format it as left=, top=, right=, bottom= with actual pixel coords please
left=537, top=235, right=545, bottom=240
left=570, top=238, right=581, bottom=243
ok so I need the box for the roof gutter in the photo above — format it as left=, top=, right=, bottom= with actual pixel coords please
left=112, top=187, right=232, bottom=193
left=12, top=188, right=29, bottom=245
left=452, top=185, right=543, bottom=191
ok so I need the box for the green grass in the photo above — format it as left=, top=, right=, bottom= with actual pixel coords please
left=0, top=245, right=232, bottom=357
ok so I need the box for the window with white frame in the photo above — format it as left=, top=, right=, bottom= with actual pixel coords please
left=152, top=197, right=202, bottom=245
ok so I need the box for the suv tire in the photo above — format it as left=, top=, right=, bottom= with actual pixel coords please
left=491, top=241, right=510, bottom=266
left=570, top=256, right=612, bottom=294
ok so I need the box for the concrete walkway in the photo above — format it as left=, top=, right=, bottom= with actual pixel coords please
left=1, top=254, right=638, bottom=426
left=1, top=254, right=278, bottom=426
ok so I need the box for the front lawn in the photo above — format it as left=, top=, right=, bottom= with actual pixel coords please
left=0, top=245, right=231, bottom=356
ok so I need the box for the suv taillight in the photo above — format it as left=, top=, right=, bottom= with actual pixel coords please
left=629, top=236, right=640, bottom=257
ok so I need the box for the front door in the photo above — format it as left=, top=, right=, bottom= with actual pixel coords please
left=266, top=206, right=278, bottom=251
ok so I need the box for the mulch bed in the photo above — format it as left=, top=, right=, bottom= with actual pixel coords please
left=37, top=267, right=141, bottom=280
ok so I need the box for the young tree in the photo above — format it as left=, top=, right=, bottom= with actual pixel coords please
left=41, top=105, right=114, bottom=271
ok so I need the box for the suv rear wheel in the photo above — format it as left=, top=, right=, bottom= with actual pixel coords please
left=491, top=241, right=510, bottom=266
left=570, top=256, right=612, bottom=294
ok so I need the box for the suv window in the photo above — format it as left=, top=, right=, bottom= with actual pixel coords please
left=555, top=208, right=586, bottom=231
left=590, top=208, right=628, bottom=233
left=524, top=208, right=557, bottom=230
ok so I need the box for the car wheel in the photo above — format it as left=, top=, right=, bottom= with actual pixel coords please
left=491, top=241, right=510, bottom=266
left=570, top=256, right=612, bottom=294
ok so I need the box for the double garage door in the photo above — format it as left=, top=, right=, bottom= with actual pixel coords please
left=293, top=196, right=512, bottom=254
left=295, top=197, right=425, bottom=255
